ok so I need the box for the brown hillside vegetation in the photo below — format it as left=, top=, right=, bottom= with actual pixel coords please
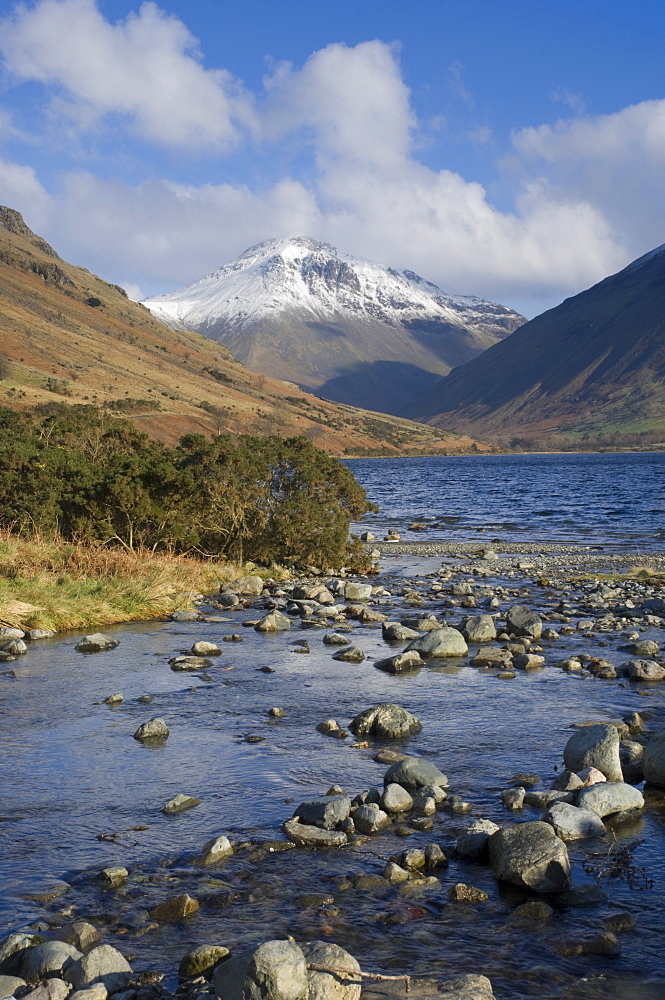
left=0, top=206, right=487, bottom=456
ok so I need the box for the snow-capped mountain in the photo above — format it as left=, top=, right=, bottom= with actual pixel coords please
left=143, top=236, right=525, bottom=414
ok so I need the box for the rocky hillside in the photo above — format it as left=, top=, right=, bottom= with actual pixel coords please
left=143, top=236, right=524, bottom=415
left=0, top=206, right=485, bottom=456
left=402, top=243, right=665, bottom=447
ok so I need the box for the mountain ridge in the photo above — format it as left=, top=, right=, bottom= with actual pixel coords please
left=401, top=243, right=665, bottom=446
left=143, top=236, right=525, bottom=414
left=0, top=206, right=487, bottom=456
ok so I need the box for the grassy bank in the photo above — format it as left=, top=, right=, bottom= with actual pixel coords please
left=0, top=532, right=262, bottom=632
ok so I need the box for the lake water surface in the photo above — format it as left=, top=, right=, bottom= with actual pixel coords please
left=2, top=453, right=665, bottom=1000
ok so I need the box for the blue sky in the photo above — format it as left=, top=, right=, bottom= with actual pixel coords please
left=0, top=0, right=663, bottom=316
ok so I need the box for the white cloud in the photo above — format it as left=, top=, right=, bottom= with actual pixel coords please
left=0, top=17, right=661, bottom=316
left=0, top=0, right=253, bottom=149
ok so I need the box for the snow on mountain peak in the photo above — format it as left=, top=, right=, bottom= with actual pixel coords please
left=143, top=234, right=517, bottom=334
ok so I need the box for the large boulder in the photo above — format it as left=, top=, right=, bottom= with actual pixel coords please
left=642, top=729, right=665, bottom=786
left=624, top=659, right=665, bottom=682
left=22, top=943, right=81, bottom=981
left=404, top=628, right=468, bottom=658
left=383, top=756, right=448, bottom=790
left=301, top=941, right=361, bottom=1000
left=255, top=611, right=291, bottom=632
left=461, top=616, right=497, bottom=643
left=382, top=622, right=419, bottom=641
left=352, top=803, right=390, bottom=834
left=66, top=946, right=131, bottom=994
left=575, top=782, right=644, bottom=818
left=488, top=821, right=571, bottom=893
left=544, top=802, right=607, bottom=841
left=293, top=796, right=351, bottom=830
left=505, top=606, right=542, bottom=639
left=343, top=582, right=373, bottom=602
left=563, top=724, right=622, bottom=783
left=349, top=703, right=422, bottom=740
left=0, top=934, right=44, bottom=975
left=214, top=939, right=308, bottom=1000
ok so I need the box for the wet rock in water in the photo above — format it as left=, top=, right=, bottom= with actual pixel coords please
left=558, top=931, right=621, bottom=958
left=316, top=719, right=347, bottom=738
left=384, top=862, right=411, bottom=884
left=563, top=724, right=623, bottom=783
left=133, top=718, right=169, bottom=742
left=224, top=575, right=264, bottom=596
left=373, top=748, right=409, bottom=765
left=343, top=582, right=373, bottom=601
left=66, top=946, right=132, bottom=994
left=384, top=757, right=448, bottom=791
left=162, top=794, right=201, bottom=815
left=255, top=611, right=291, bottom=632
left=294, top=796, right=351, bottom=830
left=455, top=819, right=500, bottom=860
left=197, top=835, right=233, bottom=865
left=448, top=883, right=489, bottom=903
left=397, top=847, right=426, bottom=869
left=0, top=627, right=24, bottom=640
left=488, top=821, right=571, bottom=893
left=282, top=820, right=347, bottom=847
left=0, top=974, right=26, bottom=996
left=624, top=711, right=644, bottom=735
left=214, top=938, right=308, bottom=1000
left=381, top=622, right=419, bottom=641
left=622, top=639, right=660, bottom=657
left=323, top=633, right=353, bottom=646
left=400, top=616, right=442, bottom=632
left=54, top=923, right=100, bottom=954
left=624, top=659, right=665, bottom=682
left=179, top=944, right=230, bottom=979
left=544, top=802, right=606, bottom=840
left=511, top=900, right=553, bottom=922
left=438, top=973, right=495, bottom=998
left=0, top=933, right=45, bottom=975
left=169, top=655, right=212, bottom=672
left=74, top=634, right=119, bottom=653
left=21, top=979, right=70, bottom=1000
left=505, top=606, right=542, bottom=639
left=425, top=843, right=448, bottom=868
left=575, top=782, right=644, bottom=817
left=500, top=787, right=525, bottom=811
left=26, top=628, right=56, bottom=641
left=374, top=651, right=423, bottom=674
left=604, top=912, right=636, bottom=933
left=404, top=627, right=468, bottom=658
left=461, top=616, right=497, bottom=643
left=302, top=940, right=361, bottom=1000
left=94, top=866, right=128, bottom=888
left=349, top=703, right=422, bottom=740
left=331, top=646, right=364, bottom=663
left=524, top=789, right=575, bottom=809
left=191, top=641, right=221, bottom=656
left=560, top=884, right=607, bottom=907
left=352, top=803, right=390, bottom=834
left=380, top=783, right=414, bottom=813
left=642, top=729, right=665, bottom=786
left=218, top=593, right=240, bottom=608
left=151, top=894, right=199, bottom=921
left=620, top=740, right=644, bottom=783
left=22, top=942, right=82, bottom=981
left=269, top=707, right=286, bottom=717
left=550, top=770, right=583, bottom=792
left=102, top=693, right=123, bottom=705
left=0, top=638, right=27, bottom=656
left=514, top=654, right=545, bottom=671
left=170, top=610, right=200, bottom=622
left=470, top=647, right=513, bottom=668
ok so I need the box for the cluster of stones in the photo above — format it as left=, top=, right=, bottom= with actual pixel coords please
left=0, top=625, right=58, bottom=666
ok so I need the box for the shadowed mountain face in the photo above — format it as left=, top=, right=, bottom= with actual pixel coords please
left=143, top=236, right=524, bottom=415
left=402, top=244, right=665, bottom=445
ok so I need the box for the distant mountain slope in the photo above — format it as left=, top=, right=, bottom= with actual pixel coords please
left=0, top=206, right=485, bottom=456
left=402, top=244, right=665, bottom=446
left=143, top=236, right=524, bottom=415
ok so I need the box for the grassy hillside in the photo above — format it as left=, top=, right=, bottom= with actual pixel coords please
left=0, top=206, right=486, bottom=456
